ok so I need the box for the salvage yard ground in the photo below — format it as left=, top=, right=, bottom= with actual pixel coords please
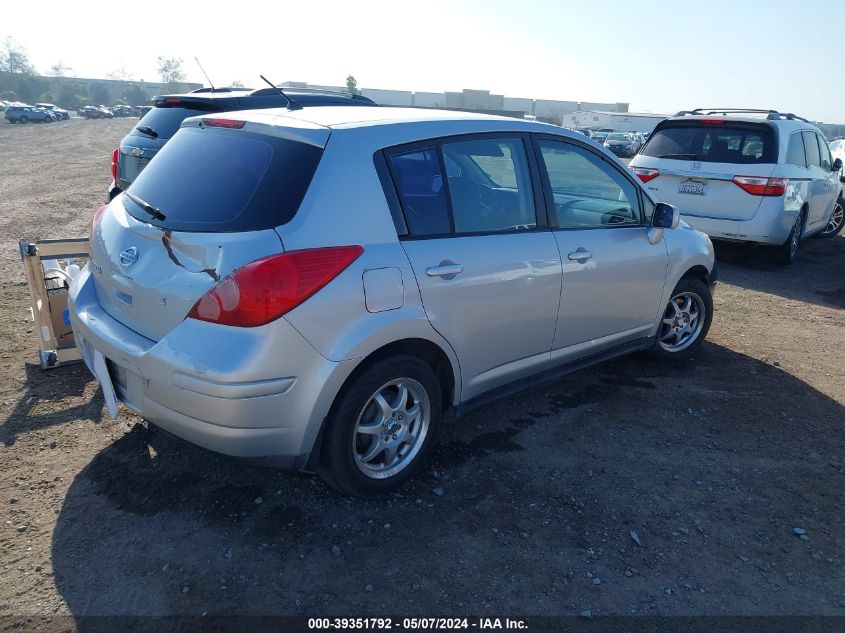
left=0, top=118, right=844, bottom=620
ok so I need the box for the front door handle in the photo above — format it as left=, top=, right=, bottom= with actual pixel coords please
left=567, top=250, right=593, bottom=261
left=426, top=263, right=463, bottom=278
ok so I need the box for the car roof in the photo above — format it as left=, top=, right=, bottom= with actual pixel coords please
left=219, top=105, right=562, bottom=132
left=663, top=113, right=819, bottom=132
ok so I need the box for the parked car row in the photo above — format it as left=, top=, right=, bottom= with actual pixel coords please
left=629, top=108, right=845, bottom=260
left=72, top=85, right=717, bottom=496
left=4, top=104, right=66, bottom=124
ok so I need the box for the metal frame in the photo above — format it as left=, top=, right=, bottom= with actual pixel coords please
left=19, top=238, right=88, bottom=369
left=673, top=108, right=810, bottom=123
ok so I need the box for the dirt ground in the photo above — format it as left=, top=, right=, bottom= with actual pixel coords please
left=0, top=118, right=843, bottom=625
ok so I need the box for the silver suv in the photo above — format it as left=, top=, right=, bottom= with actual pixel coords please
left=630, top=108, right=842, bottom=262
left=70, top=106, right=716, bottom=496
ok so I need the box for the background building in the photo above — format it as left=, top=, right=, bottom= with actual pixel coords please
left=563, top=110, right=668, bottom=133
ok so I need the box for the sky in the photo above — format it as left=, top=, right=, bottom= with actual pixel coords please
left=5, top=0, right=843, bottom=122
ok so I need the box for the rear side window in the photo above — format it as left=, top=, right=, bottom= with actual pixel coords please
left=641, top=123, right=775, bottom=164
left=388, top=148, right=451, bottom=235
left=132, top=106, right=219, bottom=140
left=785, top=133, right=806, bottom=167
left=123, top=126, right=323, bottom=232
left=802, top=131, right=821, bottom=167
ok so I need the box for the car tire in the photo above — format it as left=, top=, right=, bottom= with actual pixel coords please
left=646, top=276, right=713, bottom=361
left=776, top=211, right=804, bottom=264
left=319, top=355, right=443, bottom=497
left=19, top=116, right=28, bottom=124
left=820, top=196, right=844, bottom=238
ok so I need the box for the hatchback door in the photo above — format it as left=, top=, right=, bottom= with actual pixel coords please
left=386, top=136, right=562, bottom=401
left=536, top=137, right=668, bottom=362
left=91, top=117, right=329, bottom=342
left=634, top=120, right=777, bottom=221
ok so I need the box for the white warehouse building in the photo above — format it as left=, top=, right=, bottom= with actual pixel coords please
left=564, top=110, right=668, bottom=133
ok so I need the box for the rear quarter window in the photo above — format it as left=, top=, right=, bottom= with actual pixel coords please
left=641, top=123, right=776, bottom=164
left=123, top=126, right=323, bottom=232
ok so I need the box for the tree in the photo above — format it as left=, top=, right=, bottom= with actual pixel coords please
left=230, top=79, right=245, bottom=88
left=107, top=64, right=131, bottom=81
left=0, top=37, right=35, bottom=75
left=346, top=75, right=360, bottom=96
left=89, top=83, right=110, bottom=106
left=39, top=91, right=55, bottom=103
left=121, top=84, right=149, bottom=106
left=57, top=82, right=86, bottom=108
left=157, top=56, right=185, bottom=84
left=0, top=90, right=17, bottom=101
left=49, top=61, right=71, bottom=77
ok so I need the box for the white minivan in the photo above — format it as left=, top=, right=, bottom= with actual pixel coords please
left=630, top=109, right=842, bottom=262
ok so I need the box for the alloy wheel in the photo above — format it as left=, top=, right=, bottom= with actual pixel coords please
left=353, top=378, right=431, bottom=479
left=789, top=213, right=803, bottom=258
left=658, top=292, right=706, bottom=353
left=823, top=201, right=843, bottom=236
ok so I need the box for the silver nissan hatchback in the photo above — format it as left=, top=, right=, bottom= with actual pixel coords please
left=70, top=106, right=716, bottom=496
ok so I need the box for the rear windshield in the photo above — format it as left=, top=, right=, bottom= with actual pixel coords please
left=123, top=126, right=323, bottom=232
left=641, top=122, right=776, bottom=164
left=131, top=105, right=221, bottom=140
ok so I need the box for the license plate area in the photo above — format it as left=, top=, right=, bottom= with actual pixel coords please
left=679, top=179, right=707, bottom=195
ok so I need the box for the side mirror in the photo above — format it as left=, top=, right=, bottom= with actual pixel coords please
left=833, top=158, right=843, bottom=173
left=652, top=202, right=680, bottom=229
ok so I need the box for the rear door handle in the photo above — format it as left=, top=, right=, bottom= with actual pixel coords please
left=426, top=263, right=464, bottom=278
left=567, top=250, right=593, bottom=261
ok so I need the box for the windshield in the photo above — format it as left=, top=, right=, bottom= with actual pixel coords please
left=607, top=134, right=630, bottom=141
left=641, top=122, right=776, bottom=164
left=123, top=126, right=323, bottom=232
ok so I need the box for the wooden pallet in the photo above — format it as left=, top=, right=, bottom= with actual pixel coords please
left=19, top=238, right=89, bottom=369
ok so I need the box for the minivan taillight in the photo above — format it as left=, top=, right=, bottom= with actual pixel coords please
left=632, top=167, right=660, bottom=183
left=732, top=176, right=788, bottom=197
left=88, top=204, right=108, bottom=255
left=187, top=246, right=364, bottom=327
left=110, top=147, right=119, bottom=184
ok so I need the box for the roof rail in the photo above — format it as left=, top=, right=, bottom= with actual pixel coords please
left=248, top=86, right=374, bottom=102
left=673, top=108, right=809, bottom=122
left=189, top=86, right=252, bottom=93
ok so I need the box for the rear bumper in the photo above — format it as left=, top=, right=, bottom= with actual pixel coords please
left=68, top=267, right=354, bottom=468
left=681, top=199, right=796, bottom=246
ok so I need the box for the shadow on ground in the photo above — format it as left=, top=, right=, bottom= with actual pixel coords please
left=51, top=343, right=845, bottom=619
left=0, top=362, right=102, bottom=446
left=714, top=234, right=845, bottom=308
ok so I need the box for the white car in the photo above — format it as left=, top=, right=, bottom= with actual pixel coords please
left=827, top=139, right=845, bottom=236
left=630, top=109, right=842, bottom=261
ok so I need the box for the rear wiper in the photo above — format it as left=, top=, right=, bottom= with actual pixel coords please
left=655, top=153, right=698, bottom=159
left=135, top=125, right=159, bottom=138
left=125, top=191, right=166, bottom=221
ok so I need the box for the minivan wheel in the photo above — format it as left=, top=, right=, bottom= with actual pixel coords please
left=647, top=276, right=712, bottom=360
left=777, top=212, right=804, bottom=263
left=820, top=198, right=844, bottom=237
left=319, top=355, right=442, bottom=497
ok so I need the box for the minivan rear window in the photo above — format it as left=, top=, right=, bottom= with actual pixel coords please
left=122, top=126, right=322, bottom=232
left=641, top=122, right=776, bottom=164
left=131, top=105, right=221, bottom=140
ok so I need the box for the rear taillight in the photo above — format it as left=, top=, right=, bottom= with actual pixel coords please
left=88, top=204, right=108, bottom=255
left=732, top=176, right=788, bottom=197
left=110, top=147, right=119, bottom=185
left=632, top=167, right=660, bottom=183
left=188, top=246, right=364, bottom=327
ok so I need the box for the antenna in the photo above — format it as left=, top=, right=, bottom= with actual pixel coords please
left=259, top=74, right=303, bottom=111
left=194, top=57, right=215, bottom=92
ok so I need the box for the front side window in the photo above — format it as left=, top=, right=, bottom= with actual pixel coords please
left=785, top=133, right=806, bottom=167
left=802, top=131, right=821, bottom=168
left=817, top=134, right=832, bottom=171
left=442, top=138, right=536, bottom=233
left=538, top=140, right=640, bottom=229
